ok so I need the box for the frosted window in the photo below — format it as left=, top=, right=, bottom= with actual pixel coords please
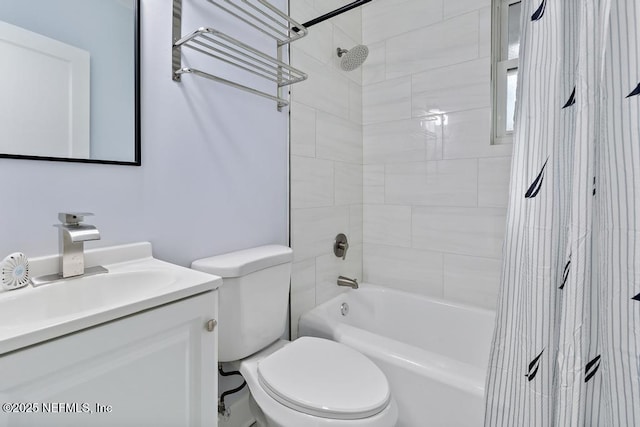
left=507, top=2, right=521, bottom=60
left=506, top=68, right=518, bottom=132
left=493, top=0, right=522, bottom=143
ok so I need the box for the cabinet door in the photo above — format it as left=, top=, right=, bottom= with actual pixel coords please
left=0, top=292, right=218, bottom=427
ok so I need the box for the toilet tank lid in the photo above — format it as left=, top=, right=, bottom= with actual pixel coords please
left=191, top=245, right=293, bottom=278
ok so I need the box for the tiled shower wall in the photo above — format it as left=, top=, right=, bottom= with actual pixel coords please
left=290, top=0, right=515, bottom=337
left=361, top=0, right=512, bottom=309
left=289, top=1, right=363, bottom=338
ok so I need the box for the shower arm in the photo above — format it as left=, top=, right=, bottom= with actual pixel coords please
left=291, top=0, right=373, bottom=32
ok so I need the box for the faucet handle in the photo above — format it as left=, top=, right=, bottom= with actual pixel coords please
left=58, top=212, right=94, bottom=225
left=334, top=233, right=349, bottom=260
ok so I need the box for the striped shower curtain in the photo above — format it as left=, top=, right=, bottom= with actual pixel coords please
left=485, top=0, right=640, bottom=425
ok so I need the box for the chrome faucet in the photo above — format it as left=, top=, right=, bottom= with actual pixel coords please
left=31, top=213, right=108, bottom=287
left=56, top=213, right=101, bottom=278
left=337, top=275, right=358, bottom=289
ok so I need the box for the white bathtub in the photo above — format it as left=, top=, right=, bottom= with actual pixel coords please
left=298, top=284, right=495, bottom=427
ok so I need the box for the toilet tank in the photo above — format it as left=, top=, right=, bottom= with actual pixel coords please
left=191, top=245, right=293, bottom=362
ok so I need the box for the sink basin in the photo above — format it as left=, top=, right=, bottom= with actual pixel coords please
left=0, top=270, right=177, bottom=327
left=0, top=242, right=221, bottom=354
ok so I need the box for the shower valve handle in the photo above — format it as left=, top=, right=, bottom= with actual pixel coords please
left=337, top=241, right=349, bottom=260
left=334, top=233, right=349, bottom=260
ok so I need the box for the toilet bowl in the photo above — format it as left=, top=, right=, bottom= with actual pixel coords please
left=191, top=245, right=398, bottom=427
left=234, top=338, right=398, bottom=427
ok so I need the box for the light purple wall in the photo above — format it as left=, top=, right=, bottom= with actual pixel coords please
left=0, top=0, right=289, bottom=267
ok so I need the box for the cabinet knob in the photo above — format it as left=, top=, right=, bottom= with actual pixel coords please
left=206, top=319, right=217, bottom=332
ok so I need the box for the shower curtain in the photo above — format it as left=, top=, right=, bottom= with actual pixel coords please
left=485, top=0, right=640, bottom=425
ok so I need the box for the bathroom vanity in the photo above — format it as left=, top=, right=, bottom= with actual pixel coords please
left=0, top=242, right=221, bottom=427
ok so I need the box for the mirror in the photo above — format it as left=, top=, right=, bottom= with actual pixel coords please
left=0, top=0, right=140, bottom=165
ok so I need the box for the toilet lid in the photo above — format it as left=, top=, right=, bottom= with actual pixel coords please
left=257, top=337, right=390, bottom=420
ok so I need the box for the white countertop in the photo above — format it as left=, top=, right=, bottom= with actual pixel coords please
left=0, top=242, right=221, bottom=355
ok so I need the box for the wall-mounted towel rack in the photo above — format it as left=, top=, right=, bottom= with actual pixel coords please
left=203, top=0, right=307, bottom=45
left=172, top=0, right=308, bottom=110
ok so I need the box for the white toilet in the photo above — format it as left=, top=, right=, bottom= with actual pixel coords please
left=191, top=245, right=397, bottom=427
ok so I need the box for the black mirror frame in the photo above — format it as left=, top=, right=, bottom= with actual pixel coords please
left=0, top=0, right=141, bottom=166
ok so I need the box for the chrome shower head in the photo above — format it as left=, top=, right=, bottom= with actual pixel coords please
left=337, top=45, right=369, bottom=71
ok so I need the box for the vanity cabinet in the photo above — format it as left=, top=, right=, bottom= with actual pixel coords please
left=0, top=291, right=218, bottom=427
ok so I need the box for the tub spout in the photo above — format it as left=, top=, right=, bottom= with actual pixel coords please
left=337, top=275, right=358, bottom=289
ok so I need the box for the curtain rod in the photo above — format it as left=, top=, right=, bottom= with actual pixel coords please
left=292, top=0, right=373, bottom=33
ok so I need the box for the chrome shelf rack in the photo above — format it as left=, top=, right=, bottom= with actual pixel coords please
left=172, top=0, right=308, bottom=110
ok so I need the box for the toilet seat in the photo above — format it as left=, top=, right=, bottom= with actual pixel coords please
left=256, top=337, right=390, bottom=420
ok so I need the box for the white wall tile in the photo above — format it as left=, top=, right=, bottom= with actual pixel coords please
left=364, top=165, right=385, bottom=204
left=335, top=14, right=363, bottom=48
left=478, top=157, right=512, bottom=208
left=363, top=117, right=441, bottom=164
left=364, top=185, right=385, bottom=204
left=362, top=0, right=444, bottom=45
left=291, top=0, right=508, bottom=314
left=291, top=156, right=334, bottom=209
left=290, top=102, right=316, bottom=158
left=348, top=81, right=363, bottom=125
left=364, top=164, right=385, bottom=186
left=444, top=254, right=501, bottom=309
left=293, top=19, right=334, bottom=65
left=363, top=204, right=411, bottom=247
left=362, top=41, right=386, bottom=85
left=386, top=12, right=480, bottom=79
left=291, top=206, right=350, bottom=261
left=478, top=7, right=491, bottom=58
left=317, top=0, right=362, bottom=43
left=291, top=0, right=320, bottom=24
left=316, top=112, right=363, bottom=163
left=335, top=162, right=363, bottom=206
left=422, top=115, right=445, bottom=160
left=442, top=108, right=513, bottom=159
left=290, top=258, right=316, bottom=339
left=412, top=207, right=507, bottom=258
left=385, top=160, right=478, bottom=207
left=349, top=204, right=363, bottom=244
left=291, top=49, right=350, bottom=118
left=363, top=244, right=444, bottom=297
left=412, top=57, right=491, bottom=117
left=444, top=0, right=491, bottom=19
left=289, top=0, right=364, bottom=322
left=363, top=76, right=411, bottom=124
left=313, top=0, right=352, bottom=15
